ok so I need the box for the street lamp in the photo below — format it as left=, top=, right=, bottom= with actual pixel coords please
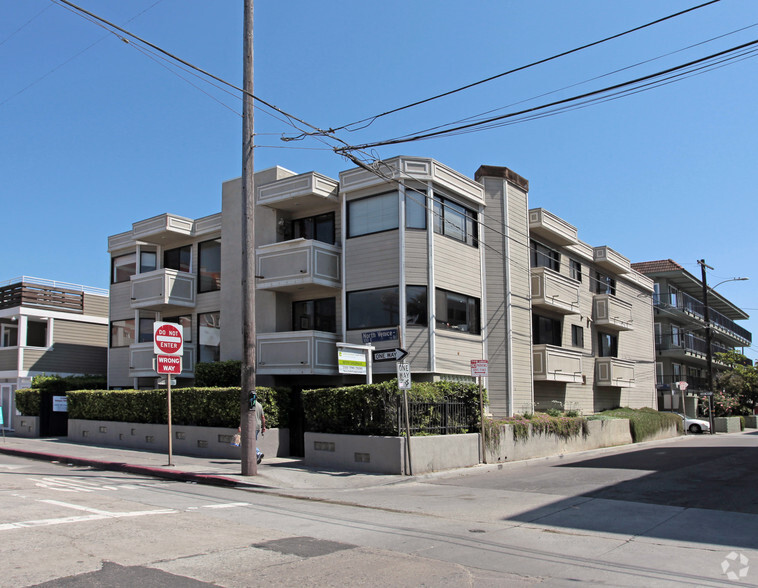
left=698, top=259, right=749, bottom=435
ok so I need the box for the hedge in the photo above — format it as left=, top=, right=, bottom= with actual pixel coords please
left=15, top=389, right=40, bottom=417
left=589, top=407, right=682, bottom=441
left=32, top=374, right=107, bottom=394
left=303, top=380, right=484, bottom=435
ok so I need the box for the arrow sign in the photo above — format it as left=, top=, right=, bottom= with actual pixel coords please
left=373, top=348, right=408, bottom=363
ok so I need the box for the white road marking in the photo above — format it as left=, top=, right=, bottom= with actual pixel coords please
left=200, top=502, right=250, bottom=509
left=29, top=477, right=143, bottom=493
left=0, top=464, right=30, bottom=470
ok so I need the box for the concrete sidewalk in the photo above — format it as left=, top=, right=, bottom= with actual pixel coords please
left=0, top=435, right=407, bottom=491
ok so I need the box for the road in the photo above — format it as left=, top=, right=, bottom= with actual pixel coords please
left=2, top=431, right=756, bottom=586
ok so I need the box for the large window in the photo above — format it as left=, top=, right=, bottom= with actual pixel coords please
left=26, top=321, right=48, bottom=347
left=198, top=239, right=221, bottom=293
left=138, top=317, right=154, bottom=343
left=406, top=285, right=428, bottom=326
left=533, top=314, right=562, bottom=346
left=597, top=332, right=618, bottom=357
left=530, top=240, right=560, bottom=272
left=570, top=259, right=582, bottom=282
left=290, top=212, right=335, bottom=244
left=436, top=289, right=480, bottom=334
left=293, top=298, right=336, bottom=332
left=110, top=319, right=135, bottom=348
left=347, top=192, right=398, bottom=238
left=347, top=287, right=399, bottom=330
left=140, top=251, right=157, bottom=273
left=198, top=311, right=220, bottom=362
left=112, top=253, right=136, bottom=284
left=164, top=245, right=191, bottom=273
left=593, top=271, right=616, bottom=295
left=1, top=324, right=18, bottom=347
left=405, top=191, right=427, bottom=229
left=433, top=195, right=478, bottom=247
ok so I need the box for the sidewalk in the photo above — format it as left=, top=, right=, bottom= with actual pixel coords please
left=0, top=435, right=407, bottom=491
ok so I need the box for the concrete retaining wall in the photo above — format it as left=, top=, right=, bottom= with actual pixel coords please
left=304, top=432, right=481, bottom=475
left=714, top=416, right=742, bottom=433
left=12, top=415, right=40, bottom=438
left=67, top=419, right=289, bottom=459
left=744, top=415, right=758, bottom=429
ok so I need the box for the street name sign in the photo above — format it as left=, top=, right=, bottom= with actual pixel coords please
left=153, top=322, right=183, bottom=356
left=373, top=348, right=408, bottom=363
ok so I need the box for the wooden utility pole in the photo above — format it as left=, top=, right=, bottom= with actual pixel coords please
left=240, top=0, right=257, bottom=475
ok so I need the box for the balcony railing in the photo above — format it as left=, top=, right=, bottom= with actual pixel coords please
left=256, top=239, right=340, bottom=293
left=593, top=294, right=634, bottom=331
left=528, top=209, right=578, bottom=246
left=129, top=342, right=195, bottom=378
left=130, top=269, right=196, bottom=310
left=532, top=344, right=583, bottom=383
left=256, top=171, right=339, bottom=211
left=257, top=331, right=339, bottom=375
left=657, top=333, right=730, bottom=359
left=0, top=280, right=86, bottom=313
left=595, top=357, right=635, bottom=387
left=530, top=267, right=580, bottom=315
left=655, top=290, right=751, bottom=345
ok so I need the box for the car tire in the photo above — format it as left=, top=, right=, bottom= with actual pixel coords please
left=689, top=424, right=701, bottom=434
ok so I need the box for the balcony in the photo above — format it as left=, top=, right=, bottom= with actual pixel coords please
left=129, top=342, right=195, bottom=378
left=595, top=357, right=635, bottom=387
left=256, top=239, right=340, bottom=293
left=658, top=333, right=730, bottom=365
left=531, top=267, right=580, bottom=315
left=528, top=209, right=578, bottom=246
left=257, top=331, right=339, bottom=375
left=593, top=294, right=634, bottom=331
left=533, top=345, right=583, bottom=383
left=593, top=246, right=631, bottom=274
left=130, top=269, right=196, bottom=311
left=131, top=214, right=194, bottom=246
left=257, top=172, right=338, bottom=212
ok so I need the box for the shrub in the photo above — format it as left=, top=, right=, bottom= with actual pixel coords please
left=194, top=361, right=242, bottom=387
left=490, top=413, right=588, bottom=443
left=32, top=374, right=107, bottom=394
left=15, top=388, right=40, bottom=416
left=589, top=407, right=681, bottom=441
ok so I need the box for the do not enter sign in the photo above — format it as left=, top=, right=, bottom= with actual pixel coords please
left=154, top=322, right=183, bottom=356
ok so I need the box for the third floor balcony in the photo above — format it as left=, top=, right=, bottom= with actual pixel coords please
left=130, top=269, right=196, bottom=311
left=533, top=344, right=583, bottom=383
left=593, top=294, right=634, bottom=331
left=256, top=239, right=340, bottom=293
left=530, top=267, right=580, bottom=315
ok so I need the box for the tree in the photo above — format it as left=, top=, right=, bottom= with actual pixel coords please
left=713, top=351, right=758, bottom=415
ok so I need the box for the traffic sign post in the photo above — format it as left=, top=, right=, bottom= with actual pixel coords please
left=153, top=322, right=184, bottom=467
left=471, top=360, right=489, bottom=464
left=397, top=362, right=413, bottom=476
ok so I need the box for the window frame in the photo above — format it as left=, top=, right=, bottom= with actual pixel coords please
left=346, top=286, right=400, bottom=330
left=405, top=190, right=427, bottom=230
left=1, top=323, right=18, bottom=347
left=198, top=238, right=221, bottom=293
left=570, top=259, right=582, bottom=282
left=111, top=253, right=136, bottom=284
left=593, top=271, right=617, bottom=296
left=110, top=319, right=135, bottom=348
left=197, top=311, right=221, bottom=363
left=597, top=331, right=618, bottom=357
left=347, top=192, right=399, bottom=238
left=292, top=297, right=337, bottom=333
left=290, top=212, right=336, bottom=245
left=432, top=194, right=478, bottom=247
left=530, top=240, right=560, bottom=272
left=533, top=314, right=562, bottom=346
left=164, top=245, right=192, bottom=273
left=571, top=324, right=584, bottom=348
left=435, top=288, right=481, bottom=335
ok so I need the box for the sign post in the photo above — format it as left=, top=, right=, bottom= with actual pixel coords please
left=397, top=362, right=413, bottom=476
left=471, top=360, right=489, bottom=464
left=154, top=322, right=183, bottom=466
left=677, top=380, right=689, bottom=431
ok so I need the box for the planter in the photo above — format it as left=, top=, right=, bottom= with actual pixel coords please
left=67, top=419, right=289, bottom=459
left=12, top=414, right=40, bottom=438
left=714, top=416, right=742, bottom=433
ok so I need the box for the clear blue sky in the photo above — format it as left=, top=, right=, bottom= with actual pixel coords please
left=2, top=1, right=756, bottom=361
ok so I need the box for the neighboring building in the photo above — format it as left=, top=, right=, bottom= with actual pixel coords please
left=631, top=259, right=752, bottom=412
left=107, top=157, right=656, bottom=416
left=0, top=276, right=109, bottom=429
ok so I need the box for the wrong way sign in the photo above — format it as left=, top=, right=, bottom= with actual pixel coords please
left=154, top=322, right=183, bottom=356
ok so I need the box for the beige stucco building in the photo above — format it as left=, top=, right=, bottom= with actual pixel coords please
left=107, top=157, right=656, bottom=416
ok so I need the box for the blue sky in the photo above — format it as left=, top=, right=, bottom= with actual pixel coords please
left=2, top=0, right=756, bottom=361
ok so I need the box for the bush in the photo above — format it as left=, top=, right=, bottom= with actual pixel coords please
left=194, top=361, right=242, bottom=387
left=32, top=374, right=107, bottom=394
left=302, top=380, right=483, bottom=435
left=15, top=389, right=40, bottom=416
left=66, top=386, right=289, bottom=428
left=490, top=413, right=589, bottom=443
left=589, top=407, right=681, bottom=441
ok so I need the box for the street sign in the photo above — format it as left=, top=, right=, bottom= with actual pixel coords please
left=373, top=348, right=408, bottom=363
left=676, top=381, right=689, bottom=391
left=153, top=322, right=183, bottom=356
left=471, top=359, right=488, bottom=377
left=397, top=362, right=411, bottom=390
left=156, top=355, right=182, bottom=374
left=338, top=349, right=367, bottom=374
left=698, top=391, right=714, bottom=397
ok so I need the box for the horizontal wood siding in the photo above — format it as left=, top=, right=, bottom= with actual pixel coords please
left=21, top=319, right=108, bottom=374
left=434, top=332, right=482, bottom=374
left=108, top=347, right=131, bottom=387
left=433, top=236, right=481, bottom=297
left=109, top=283, right=132, bottom=320
left=405, top=325, right=430, bottom=371
left=0, top=348, right=16, bottom=371
left=54, top=319, right=108, bottom=347
left=83, top=294, right=109, bottom=318
left=404, top=230, right=428, bottom=285
left=345, top=232, right=399, bottom=290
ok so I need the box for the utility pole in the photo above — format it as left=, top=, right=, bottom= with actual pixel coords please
left=698, top=259, right=716, bottom=435
left=240, top=0, right=257, bottom=474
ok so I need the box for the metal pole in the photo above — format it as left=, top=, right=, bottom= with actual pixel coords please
left=166, top=376, right=173, bottom=466
left=479, top=376, right=486, bottom=463
left=403, top=387, right=413, bottom=476
left=240, top=0, right=257, bottom=474
left=698, top=259, right=716, bottom=435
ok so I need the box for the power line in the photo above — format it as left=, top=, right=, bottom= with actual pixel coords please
left=320, top=0, right=721, bottom=135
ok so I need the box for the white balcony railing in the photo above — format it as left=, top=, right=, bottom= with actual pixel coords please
left=256, top=239, right=340, bottom=292
left=528, top=209, right=579, bottom=246
left=595, top=357, right=635, bottom=388
left=593, top=294, right=634, bottom=331
left=257, top=331, right=339, bottom=375
left=129, top=342, right=196, bottom=378
left=531, top=267, right=580, bottom=315
left=130, top=269, right=196, bottom=310
left=533, top=344, right=583, bottom=383
left=256, top=172, right=338, bottom=211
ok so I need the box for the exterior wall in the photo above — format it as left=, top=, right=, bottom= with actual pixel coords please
left=344, top=232, right=399, bottom=291
left=22, top=319, right=107, bottom=374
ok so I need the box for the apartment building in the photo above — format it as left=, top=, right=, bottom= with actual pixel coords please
left=631, top=259, right=752, bottom=412
left=0, top=276, right=109, bottom=429
left=107, top=157, right=656, bottom=416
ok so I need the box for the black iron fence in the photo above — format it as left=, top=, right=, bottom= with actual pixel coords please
left=396, top=398, right=475, bottom=435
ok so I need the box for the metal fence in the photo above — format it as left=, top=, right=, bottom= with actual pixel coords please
left=396, top=399, right=475, bottom=435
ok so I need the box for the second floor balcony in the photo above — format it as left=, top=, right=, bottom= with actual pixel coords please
left=595, top=357, right=635, bottom=387
left=130, top=269, right=196, bottom=311
left=531, top=267, right=580, bottom=315
left=593, top=294, right=634, bottom=331
left=533, top=344, right=583, bottom=383
left=257, top=331, right=339, bottom=375
left=256, top=239, right=340, bottom=293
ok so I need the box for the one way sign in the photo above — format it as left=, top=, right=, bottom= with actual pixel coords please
left=373, top=348, right=408, bottom=363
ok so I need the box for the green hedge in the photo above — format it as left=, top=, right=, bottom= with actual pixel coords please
left=303, top=380, right=484, bottom=435
left=67, top=386, right=289, bottom=428
left=15, top=389, right=40, bottom=416
left=32, top=374, right=107, bottom=393
left=589, top=407, right=682, bottom=442
left=194, top=361, right=242, bottom=387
